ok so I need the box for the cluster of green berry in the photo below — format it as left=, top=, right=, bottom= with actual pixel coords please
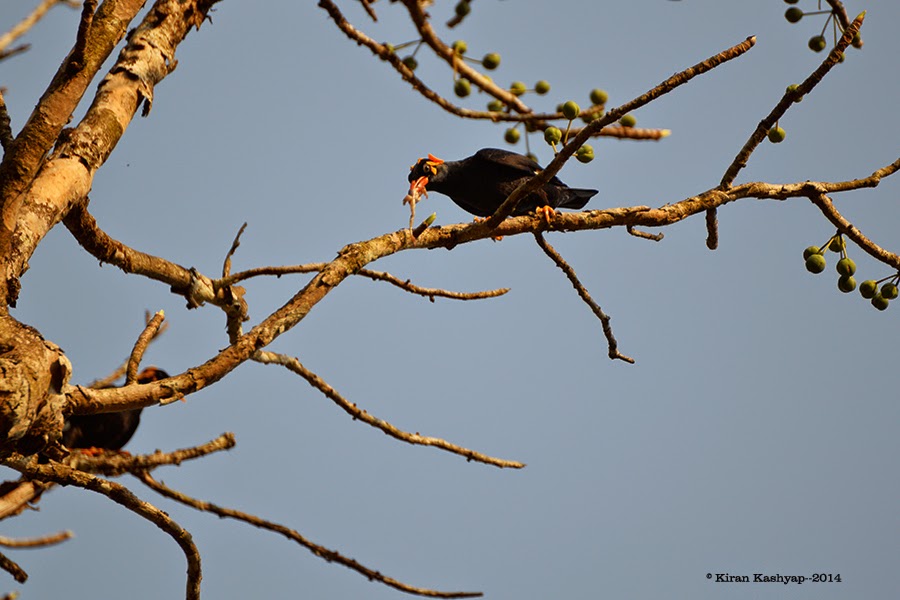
left=782, top=0, right=863, bottom=56
left=804, top=234, right=896, bottom=311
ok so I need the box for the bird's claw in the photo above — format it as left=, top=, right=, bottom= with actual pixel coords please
left=536, top=206, right=557, bottom=223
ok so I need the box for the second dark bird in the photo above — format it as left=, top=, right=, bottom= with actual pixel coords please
left=62, top=366, right=169, bottom=452
left=407, top=148, right=598, bottom=218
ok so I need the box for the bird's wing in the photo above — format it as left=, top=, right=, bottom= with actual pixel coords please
left=473, top=148, right=543, bottom=176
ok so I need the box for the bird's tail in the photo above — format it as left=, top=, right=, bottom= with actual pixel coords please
left=561, top=188, right=598, bottom=210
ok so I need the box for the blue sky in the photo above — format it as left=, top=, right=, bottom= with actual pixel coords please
left=1, top=1, right=898, bottom=598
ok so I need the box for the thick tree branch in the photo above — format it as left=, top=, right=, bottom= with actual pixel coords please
left=0, top=0, right=146, bottom=307
left=3, top=0, right=221, bottom=308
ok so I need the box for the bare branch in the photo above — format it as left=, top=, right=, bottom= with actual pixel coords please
left=254, top=350, right=526, bottom=469
left=720, top=12, right=865, bottom=188
left=1, top=434, right=233, bottom=524
left=6, top=456, right=202, bottom=600
left=89, top=311, right=170, bottom=389
left=68, top=433, right=237, bottom=477
left=705, top=208, right=718, bottom=250
left=0, top=0, right=73, bottom=56
left=0, top=530, right=72, bottom=549
left=125, top=310, right=165, bottom=385
left=138, top=472, right=482, bottom=599
left=809, top=193, right=900, bottom=270
left=0, top=92, right=11, bottom=152
left=70, top=0, right=99, bottom=69
left=626, top=225, right=664, bottom=242
left=0, top=550, right=26, bottom=583
left=221, top=263, right=509, bottom=302
left=534, top=233, right=634, bottom=364
left=0, top=479, right=50, bottom=520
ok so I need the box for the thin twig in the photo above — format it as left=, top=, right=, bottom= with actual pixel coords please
left=0, top=550, right=26, bottom=583
left=720, top=12, right=864, bottom=188
left=0, top=0, right=70, bottom=55
left=254, top=350, right=526, bottom=469
left=125, top=310, right=165, bottom=385
left=534, top=232, right=634, bottom=364
left=626, top=225, right=664, bottom=242
left=68, top=433, right=237, bottom=477
left=0, top=530, right=73, bottom=548
left=138, top=472, right=482, bottom=599
left=220, top=263, right=510, bottom=302
left=357, top=0, right=378, bottom=22
left=705, top=208, right=718, bottom=249
left=89, top=311, right=169, bottom=389
left=809, top=193, right=900, bottom=270
left=222, top=222, right=247, bottom=278
left=6, top=457, right=202, bottom=600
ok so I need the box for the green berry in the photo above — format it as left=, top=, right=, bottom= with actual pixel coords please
left=504, top=127, right=520, bottom=144
left=881, top=282, right=899, bottom=300
left=836, top=257, right=856, bottom=276
left=509, top=81, right=527, bottom=96
left=828, top=236, right=845, bottom=252
left=402, top=56, right=418, bottom=71
left=808, top=35, right=827, bottom=53
left=767, top=126, right=786, bottom=143
left=454, top=78, right=471, bottom=98
left=619, top=113, right=637, bottom=127
left=859, top=279, right=878, bottom=299
left=589, top=88, right=609, bottom=105
left=838, top=275, right=857, bottom=293
left=851, top=33, right=863, bottom=49
left=562, top=101, right=580, bottom=120
left=786, top=84, right=803, bottom=102
left=785, top=8, right=803, bottom=23
left=451, top=40, right=467, bottom=54
left=526, top=153, right=539, bottom=164
left=805, top=254, right=827, bottom=274
left=482, top=53, right=501, bottom=70
left=871, top=293, right=890, bottom=311
left=487, top=99, right=505, bottom=112
left=803, top=246, right=821, bottom=260
left=534, top=80, right=551, bottom=95
left=455, top=1, right=471, bottom=17
left=581, top=111, right=597, bottom=124
left=544, top=126, right=562, bottom=145
left=575, top=144, right=595, bottom=164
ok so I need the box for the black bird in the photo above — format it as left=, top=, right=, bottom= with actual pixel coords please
left=62, top=366, right=169, bottom=452
left=407, top=148, right=597, bottom=218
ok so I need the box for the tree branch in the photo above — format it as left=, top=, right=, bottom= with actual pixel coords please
left=720, top=11, right=865, bottom=188
left=5, top=456, right=201, bottom=600
left=254, top=350, right=526, bottom=469
left=138, top=472, right=482, bottom=599
left=534, top=232, right=634, bottom=363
